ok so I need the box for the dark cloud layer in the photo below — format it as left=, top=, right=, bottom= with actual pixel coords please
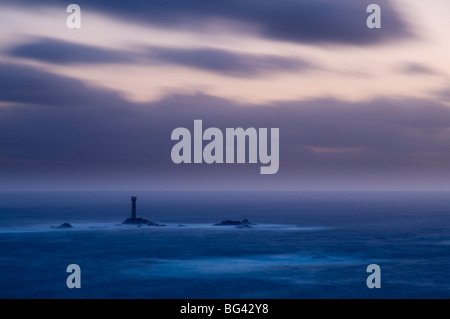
left=147, top=46, right=311, bottom=76
left=6, top=0, right=411, bottom=45
left=1, top=63, right=450, bottom=190
left=9, top=38, right=134, bottom=65
left=9, top=38, right=312, bottom=77
left=0, top=63, right=126, bottom=107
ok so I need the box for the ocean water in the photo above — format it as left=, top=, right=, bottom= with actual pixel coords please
left=0, top=191, right=448, bottom=299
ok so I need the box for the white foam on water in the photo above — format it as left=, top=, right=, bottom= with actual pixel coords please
left=0, top=222, right=328, bottom=234
left=121, top=253, right=362, bottom=279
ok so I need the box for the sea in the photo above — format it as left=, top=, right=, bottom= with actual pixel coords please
left=0, top=191, right=448, bottom=299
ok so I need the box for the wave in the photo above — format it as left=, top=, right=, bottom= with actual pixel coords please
left=0, top=222, right=328, bottom=234
left=120, top=253, right=364, bottom=279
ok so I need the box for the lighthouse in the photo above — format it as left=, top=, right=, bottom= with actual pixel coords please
left=121, top=196, right=165, bottom=226
left=131, top=196, right=137, bottom=220
left=122, top=196, right=149, bottom=225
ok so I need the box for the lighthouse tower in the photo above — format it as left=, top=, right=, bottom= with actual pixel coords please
left=122, top=196, right=149, bottom=225
left=131, top=196, right=137, bottom=220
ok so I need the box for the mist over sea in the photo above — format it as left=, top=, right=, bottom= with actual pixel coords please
left=0, top=191, right=448, bottom=298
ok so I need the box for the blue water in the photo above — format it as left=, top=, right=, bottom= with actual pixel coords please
left=0, top=191, right=448, bottom=298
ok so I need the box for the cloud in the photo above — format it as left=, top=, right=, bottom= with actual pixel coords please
left=2, top=63, right=450, bottom=190
left=6, top=0, right=412, bottom=45
left=397, top=63, right=439, bottom=75
left=305, top=146, right=366, bottom=154
left=0, top=62, right=126, bottom=107
left=9, top=37, right=135, bottom=65
left=434, top=86, right=450, bottom=102
left=147, top=46, right=312, bottom=77
left=8, top=38, right=313, bottom=77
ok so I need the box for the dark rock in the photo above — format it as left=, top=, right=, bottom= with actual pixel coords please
left=147, top=221, right=166, bottom=227
left=214, top=219, right=254, bottom=226
left=235, top=224, right=253, bottom=229
left=53, top=223, right=73, bottom=229
left=178, top=225, right=186, bottom=227
left=122, top=217, right=150, bottom=225
left=313, top=255, right=328, bottom=259
left=215, top=220, right=241, bottom=226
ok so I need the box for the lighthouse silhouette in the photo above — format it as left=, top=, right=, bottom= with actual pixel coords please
left=122, top=196, right=149, bottom=225
left=131, top=196, right=137, bottom=219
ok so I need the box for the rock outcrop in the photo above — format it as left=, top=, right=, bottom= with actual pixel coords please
left=147, top=221, right=166, bottom=227
left=122, top=217, right=150, bottom=225
left=235, top=224, right=254, bottom=229
left=214, top=219, right=254, bottom=228
left=52, top=223, right=73, bottom=229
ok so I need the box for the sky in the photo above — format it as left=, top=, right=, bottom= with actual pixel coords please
left=1, top=0, right=450, bottom=191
